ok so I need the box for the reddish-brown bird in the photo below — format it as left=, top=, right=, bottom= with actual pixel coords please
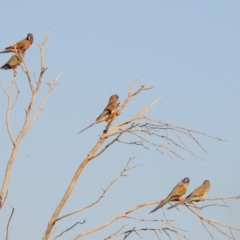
left=0, top=33, right=34, bottom=54
left=78, top=94, right=120, bottom=134
left=0, top=49, right=25, bottom=76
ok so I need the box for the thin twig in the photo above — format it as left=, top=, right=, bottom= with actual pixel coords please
left=123, top=227, right=135, bottom=240
left=25, top=71, right=64, bottom=136
left=102, top=227, right=189, bottom=240
left=6, top=205, right=14, bottom=240
left=91, top=133, right=123, bottom=160
left=0, top=81, right=9, bottom=97
left=55, top=157, right=139, bottom=223
left=10, top=79, right=20, bottom=110
left=187, top=204, right=240, bottom=239
left=53, top=220, right=85, bottom=240
left=124, top=216, right=174, bottom=223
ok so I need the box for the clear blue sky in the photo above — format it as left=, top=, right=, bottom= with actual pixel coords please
left=0, top=2, right=239, bottom=240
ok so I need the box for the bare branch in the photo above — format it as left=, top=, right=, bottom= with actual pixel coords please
left=72, top=195, right=240, bottom=239
left=204, top=196, right=240, bottom=201
left=53, top=221, right=85, bottom=240
left=4, top=78, right=16, bottom=145
left=106, top=113, right=223, bottom=161
left=43, top=133, right=110, bottom=239
left=0, top=81, right=9, bottom=97
left=91, top=133, right=123, bottom=160
left=55, top=157, right=139, bottom=223
left=122, top=227, right=135, bottom=240
left=124, top=216, right=174, bottom=223
left=21, top=57, right=34, bottom=93
left=24, top=71, right=64, bottom=137
left=72, top=200, right=160, bottom=239
left=116, top=79, right=153, bottom=117
left=37, top=29, right=49, bottom=71
left=108, top=96, right=161, bottom=134
left=145, top=117, right=225, bottom=141
left=201, top=221, right=214, bottom=240
left=102, top=227, right=189, bottom=240
left=1, top=190, right=8, bottom=209
left=104, top=225, right=130, bottom=240
left=186, top=203, right=240, bottom=239
left=117, top=139, right=150, bottom=150
left=0, top=31, right=63, bottom=210
left=198, top=204, right=228, bottom=210
left=6, top=205, right=14, bottom=240
left=10, top=82, right=20, bottom=111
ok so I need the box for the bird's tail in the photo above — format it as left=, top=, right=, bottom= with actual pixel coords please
left=0, top=50, right=12, bottom=54
left=0, top=65, right=9, bottom=70
left=149, top=199, right=168, bottom=214
left=167, top=198, right=192, bottom=210
left=78, top=122, right=95, bottom=134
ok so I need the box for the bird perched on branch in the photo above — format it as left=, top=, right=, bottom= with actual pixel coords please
left=0, top=49, right=25, bottom=76
left=0, top=33, right=34, bottom=54
left=167, top=180, right=210, bottom=210
left=149, top=177, right=190, bottom=214
left=78, top=94, right=120, bottom=134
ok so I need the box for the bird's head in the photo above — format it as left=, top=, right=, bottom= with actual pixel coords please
left=203, top=180, right=210, bottom=187
left=27, top=33, right=34, bottom=43
left=182, top=177, right=190, bottom=185
left=109, top=94, right=120, bottom=106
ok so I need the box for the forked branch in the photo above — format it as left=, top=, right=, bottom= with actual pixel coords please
left=54, top=157, right=141, bottom=223
left=0, top=31, right=63, bottom=209
left=186, top=198, right=240, bottom=240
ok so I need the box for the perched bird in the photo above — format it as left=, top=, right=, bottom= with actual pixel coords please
left=167, top=180, right=210, bottom=210
left=0, top=33, right=34, bottom=54
left=0, top=49, right=25, bottom=76
left=78, top=94, right=120, bottom=134
left=149, top=177, right=190, bottom=214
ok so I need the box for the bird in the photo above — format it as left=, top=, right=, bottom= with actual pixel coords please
left=149, top=177, right=190, bottom=214
left=78, top=94, right=120, bottom=134
left=167, top=180, right=210, bottom=210
left=0, top=49, right=25, bottom=76
left=0, top=33, right=34, bottom=54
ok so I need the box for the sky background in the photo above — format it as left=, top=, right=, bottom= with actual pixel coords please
left=0, top=1, right=239, bottom=240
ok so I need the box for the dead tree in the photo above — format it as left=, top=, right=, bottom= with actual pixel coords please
left=0, top=32, right=238, bottom=240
